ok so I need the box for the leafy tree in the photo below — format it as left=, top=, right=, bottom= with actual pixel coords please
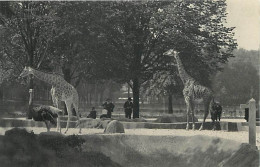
left=48, top=2, right=96, bottom=86
left=229, top=48, right=259, bottom=74
left=0, top=1, right=60, bottom=117
left=152, top=0, right=237, bottom=86
left=213, top=54, right=259, bottom=105
left=90, top=1, right=177, bottom=118
left=0, top=1, right=237, bottom=119
left=96, top=1, right=236, bottom=117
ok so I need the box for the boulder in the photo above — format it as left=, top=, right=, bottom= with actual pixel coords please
left=104, top=120, right=125, bottom=134
left=219, top=143, right=259, bottom=167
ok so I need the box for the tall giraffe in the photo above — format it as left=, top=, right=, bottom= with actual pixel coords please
left=164, top=49, right=214, bottom=130
left=19, top=66, right=82, bottom=133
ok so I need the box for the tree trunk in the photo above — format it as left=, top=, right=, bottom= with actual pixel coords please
left=133, top=77, right=140, bottom=118
left=128, top=83, right=130, bottom=97
left=0, top=87, right=3, bottom=101
left=90, top=92, right=92, bottom=104
left=132, top=43, right=143, bottom=119
left=100, top=91, right=103, bottom=105
left=168, top=94, right=173, bottom=114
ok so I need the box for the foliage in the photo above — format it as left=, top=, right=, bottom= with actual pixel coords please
left=141, top=65, right=183, bottom=97
left=151, top=0, right=237, bottom=86
left=212, top=49, right=259, bottom=105
left=48, top=2, right=99, bottom=85
left=0, top=2, right=57, bottom=70
left=0, top=1, right=237, bottom=114
left=229, top=48, right=259, bottom=74
left=91, top=1, right=236, bottom=116
left=137, top=0, right=236, bottom=113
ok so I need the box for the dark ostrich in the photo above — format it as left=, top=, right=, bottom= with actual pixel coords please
left=30, top=105, right=62, bottom=132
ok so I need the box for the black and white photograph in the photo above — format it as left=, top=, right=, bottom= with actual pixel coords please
left=0, top=0, right=259, bottom=166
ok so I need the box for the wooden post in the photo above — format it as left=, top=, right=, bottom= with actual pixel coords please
left=28, top=89, right=33, bottom=119
left=249, top=98, right=256, bottom=146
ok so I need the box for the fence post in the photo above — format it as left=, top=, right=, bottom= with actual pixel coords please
left=249, top=98, right=256, bottom=146
left=28, top=89, right=34, bottom=119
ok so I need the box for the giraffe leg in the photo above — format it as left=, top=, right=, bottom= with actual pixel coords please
left=199, top=101, right=210, bottom=131
left=64, top=101, right=72, bottom=134
left=53, top=98, right=61, bottom=133
left=51, top=88, right=61, bottom=133
left=57, top=116, right=61, bottom=133
left=73, top=102, right=81, bottom=134
left=190, top=101, right=195, bottom=130
left=210, top=101, right=216, bottom=131
left=184, top=96, right=191, bottom=130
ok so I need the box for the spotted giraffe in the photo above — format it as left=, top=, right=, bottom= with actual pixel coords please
left=19, top=66, right=82, bottom=134
left=164, top=49, right=214, bottom=130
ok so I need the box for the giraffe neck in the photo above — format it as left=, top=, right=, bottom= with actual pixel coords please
left=31, top=68, right=61, bottom=87
left=174, top=54, right=194, bottom=84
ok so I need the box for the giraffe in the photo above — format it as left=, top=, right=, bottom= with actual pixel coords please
left=19, top=66, right=82, bottom=134
left=164, top=49, right=214, bottom=130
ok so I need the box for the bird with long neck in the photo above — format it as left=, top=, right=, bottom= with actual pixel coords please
left=164, top=50, right=214, bottom=130
left=19, top=66, right=82, bottom=134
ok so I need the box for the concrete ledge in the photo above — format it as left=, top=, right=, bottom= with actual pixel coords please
left=0, top=118, right=253, bottom=131
left=122, top=121, right=240, bottom=131
left=0, top=118, right=77, bottom=128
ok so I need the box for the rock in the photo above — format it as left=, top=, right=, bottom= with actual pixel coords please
left=104, top=120, right=125, bottom=134
left=219, top=143, right=259, bottom=167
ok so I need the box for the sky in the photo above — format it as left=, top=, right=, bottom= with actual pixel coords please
left=226, top=0, right=260, bottom=50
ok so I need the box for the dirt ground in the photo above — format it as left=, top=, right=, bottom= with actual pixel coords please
left=0, top=127, right=259, bottom=147
left=0, top=127, right=259, bottom=167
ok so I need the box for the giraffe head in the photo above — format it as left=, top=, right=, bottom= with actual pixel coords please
left=163, top=49, right=178, bottom=58
left=19, top=66, right=33, bottom=78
